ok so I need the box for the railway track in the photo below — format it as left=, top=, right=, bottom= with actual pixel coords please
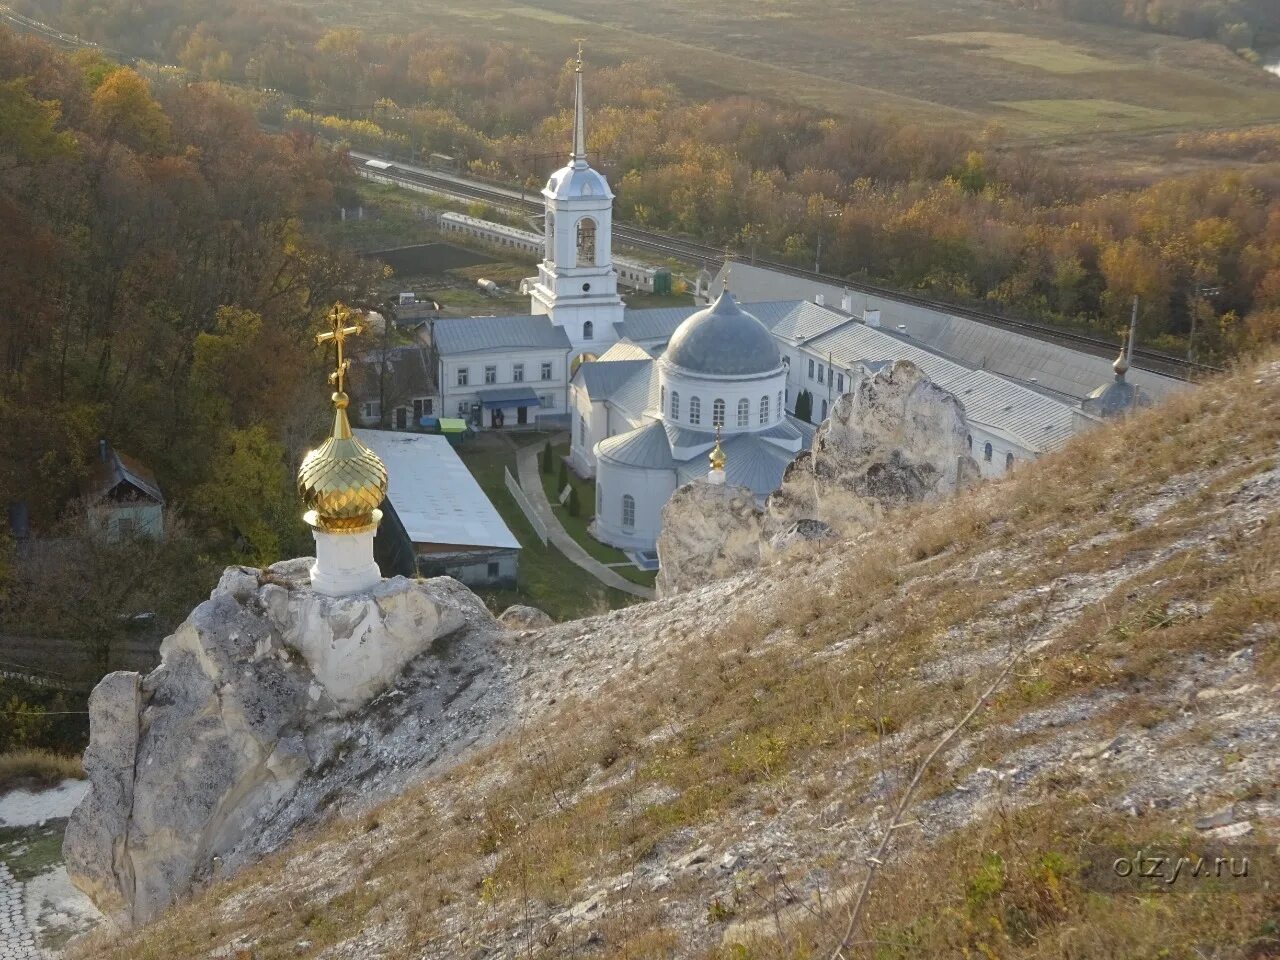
left=360, top=159, right=1217, bottom=381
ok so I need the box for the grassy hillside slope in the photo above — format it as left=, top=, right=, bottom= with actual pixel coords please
left=304, top=0, right=1280, bottom=148
left=78, top=354, right=1280, bottom=960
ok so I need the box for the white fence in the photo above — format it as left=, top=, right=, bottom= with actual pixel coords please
left=504, top=466, right=548, bottom=546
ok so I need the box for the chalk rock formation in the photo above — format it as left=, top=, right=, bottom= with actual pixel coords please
left=766, top=360, right=979, bottom=533
left=64, top=559, right=506, bottom=928
left=767, top=518, right=836, bottom=554
left=499, top=604, right=555, bottom=631
left=656, top=482, right=765, bottom=596
left=658, top=361, right=980, bottom=596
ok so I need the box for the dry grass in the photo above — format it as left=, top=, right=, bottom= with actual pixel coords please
left=0, top=749, right=83, bottom=794
left=76, top=352, right=1280, bottom=960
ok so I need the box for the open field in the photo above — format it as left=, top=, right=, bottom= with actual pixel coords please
left=301, top=0, right=1280, bottom=153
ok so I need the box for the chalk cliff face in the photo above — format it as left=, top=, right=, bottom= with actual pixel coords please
left=64, top=559, right=507, bottom=928
left=657, top=361, right=980, bottom=595
left=655, top=483, right=765, bottom=598
left=768, top=359, right=980, bottom=531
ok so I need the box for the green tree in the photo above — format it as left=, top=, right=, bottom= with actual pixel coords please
left=795, top=389, right=813, bottom=424
left=542, top=439, right=553, bottom=474
left=192, top=426, right=295, bottom=564
left=557, top=460, right=568, bottom=493
left=567, top=486, right=581, bottom=518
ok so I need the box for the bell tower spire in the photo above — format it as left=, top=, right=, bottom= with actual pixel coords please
left=528, top=41, right=624, bottom=365
left=572, top=39, right=587, bottom=166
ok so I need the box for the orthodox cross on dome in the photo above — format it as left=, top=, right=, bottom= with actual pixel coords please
left=316, top=305, right=364, bottom=395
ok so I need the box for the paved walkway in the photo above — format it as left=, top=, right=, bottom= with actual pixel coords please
left=0, top=863, right=39, bottom=960
left=514, top=442, right=655, bottom=600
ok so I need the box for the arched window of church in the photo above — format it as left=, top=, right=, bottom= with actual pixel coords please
left=967, top=433, right=973, bottom=451
left=984, top=442, right=993, bottom=462
left=621, top=494, right=636, bottom=530
left=579, top=415, right=587, bottom=446
left=689, top=396, right=701, bottom=425
left=583, top=320, right=594, bottom=341
left=777, top=391, right=783, bottom=420
left=671, top=391, right=680, bottom=419
left=577, top=217, right=597, bottom=266
left=545, top=211, right=555, bottom=260
left=737, top=398, right=749, bottom=427
left=1006, top=451, right=1015, bottom=471
left=821, top=399, right=828, bottom=420
left=760, top=394, right=770, bottom=425
left=661, top=385, right=667, bottom=413
left=712, top=399, right=725, bottom=427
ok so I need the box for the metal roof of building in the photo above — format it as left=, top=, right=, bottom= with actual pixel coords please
left=477, top=386, right=542, bottom=408
left=711, top=261, right=1181, bottom=401
left=662, top=420, right=717, bottom=451
left=353, top=430, right=520, bottom=551
left=596, top=420, right=676, bottom=470
left=573, top=359, right=650, bottom=402
left=677, top=433, right=795, bottom=497
left=596, top=340, right=653, bottom=362
left=803, top=323, right=1087, bottom=453
left=434, top=314, right=571, bottom=354
left=611, top=364, right=659, bottom=419
left=615, top=307, right=697, bottom=345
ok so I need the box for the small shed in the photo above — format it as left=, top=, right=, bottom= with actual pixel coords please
left=82, top=441, right=165, bottom=540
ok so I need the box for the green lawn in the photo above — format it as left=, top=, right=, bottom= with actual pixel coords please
left=538, top=442, right=657, bottom=588
left=456, top=432, right=642, bottom=621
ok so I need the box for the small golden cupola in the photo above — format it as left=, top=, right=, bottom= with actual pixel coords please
left=708, top=424, right=727, bottom=485
left=297, top=306, right=388, bottom=595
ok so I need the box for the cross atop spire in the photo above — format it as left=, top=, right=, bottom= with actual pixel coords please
left=316, top=304, right=364, bottom=396
left=571, top=40, right=587, bottom=166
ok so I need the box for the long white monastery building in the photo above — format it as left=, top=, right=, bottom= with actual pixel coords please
left=429, top=50, right=1182, bottom=551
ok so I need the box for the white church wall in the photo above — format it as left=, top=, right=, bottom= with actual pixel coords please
left=569, top=388, right=610, bottom=477
left=593, top=459, right=678, bottom=551
left=658, top=364, right=788, bottom=442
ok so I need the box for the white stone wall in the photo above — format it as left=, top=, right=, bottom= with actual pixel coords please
left=657, top=363, right=788, bottom=442
left=593, top=459, right=678, bottom=550
left=439, top=348, right=568, bottom=426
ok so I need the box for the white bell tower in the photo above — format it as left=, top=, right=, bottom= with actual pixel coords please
left=528, top=44, right=623, bottom=364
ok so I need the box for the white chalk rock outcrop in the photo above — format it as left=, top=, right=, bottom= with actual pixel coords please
left=64, top=558, right=505, bottom=928
left=767, top=359, right=980, bottom=533
left=656, top=482, right=765, bottom=597
left=498, top=604, right=555, bottom=631
left=657, top=361, right=980, bottom=596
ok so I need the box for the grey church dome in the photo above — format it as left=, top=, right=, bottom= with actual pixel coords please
left=545, top=162, right=613, bottom=201
left=664, top=291, right=781, bottom=376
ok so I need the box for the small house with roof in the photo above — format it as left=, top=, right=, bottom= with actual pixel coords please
left=82, top=440, right=165, bottom=540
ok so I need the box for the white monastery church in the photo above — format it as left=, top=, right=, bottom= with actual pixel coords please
left=430, top=49, right=1182, bottom=552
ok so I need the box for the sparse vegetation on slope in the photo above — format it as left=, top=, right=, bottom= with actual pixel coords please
left=75, top=353, right=1280, bottom=959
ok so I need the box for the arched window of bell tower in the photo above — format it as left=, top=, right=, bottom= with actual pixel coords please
left=577, top=217, right=597, bottom=266
left=545, top=211, right=555, bottom=261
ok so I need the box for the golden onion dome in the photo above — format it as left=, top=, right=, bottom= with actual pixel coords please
left=709, top=427, right=726, bottom=472
left=1112, top=331, right=1131, bottom=377
left=298, top=391, right=388, bottom=532
left=298, top=307, right=388, bottom=533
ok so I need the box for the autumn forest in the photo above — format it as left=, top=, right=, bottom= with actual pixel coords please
left=2, top=0, right=1280, bottom=691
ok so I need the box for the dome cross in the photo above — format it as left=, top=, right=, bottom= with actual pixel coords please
left=316, top=306, right=365, bottom=395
